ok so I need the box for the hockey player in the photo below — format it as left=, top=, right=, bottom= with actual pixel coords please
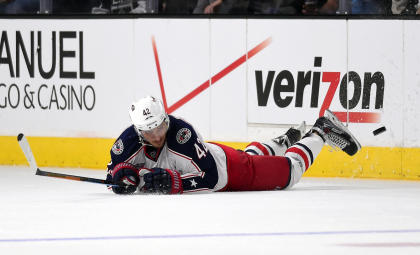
left=106, top=96, right=361, bottom=194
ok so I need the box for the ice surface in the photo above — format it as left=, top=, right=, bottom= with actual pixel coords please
left=0, top=166, right=419, bottom=254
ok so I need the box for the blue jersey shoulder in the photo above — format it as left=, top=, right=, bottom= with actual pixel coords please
left=166, top=115, right=218, bottom=190
left=108, top=125, right=142, bottom=170
left=166, top=115, right=198, bottom=155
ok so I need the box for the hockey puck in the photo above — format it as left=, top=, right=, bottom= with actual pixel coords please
left=373, top=126, right=386, bottom=136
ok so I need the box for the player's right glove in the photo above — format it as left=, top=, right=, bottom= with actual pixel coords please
left=111, top=162, right=140, bottom=194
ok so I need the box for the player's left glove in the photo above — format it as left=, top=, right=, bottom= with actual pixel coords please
left=141, top=168, right=183, bottom=194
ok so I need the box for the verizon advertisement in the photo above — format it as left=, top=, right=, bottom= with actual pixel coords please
left=0, top=18, right=419, bottom=147
left=247, top=20, right=386, bottom=126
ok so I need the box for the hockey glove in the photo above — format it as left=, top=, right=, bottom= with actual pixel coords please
left=111, top=162, right=140, bottom=194
left=142, top=168, right=183, bottom=194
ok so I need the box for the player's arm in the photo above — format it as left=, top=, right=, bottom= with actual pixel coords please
left=106, top=126, right=143, bottom=187
left=178, top=137, right=219, bottom=193
left=141, top=120, right=219, bottom=194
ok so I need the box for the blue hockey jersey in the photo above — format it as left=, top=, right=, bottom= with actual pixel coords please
left=106, top=115, right=228, bottom=193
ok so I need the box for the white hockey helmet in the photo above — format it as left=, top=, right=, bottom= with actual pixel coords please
left=129, top=96, right=169, bottom=133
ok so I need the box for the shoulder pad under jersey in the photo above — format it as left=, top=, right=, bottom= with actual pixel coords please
left=108, top=125, right=143, bottom=170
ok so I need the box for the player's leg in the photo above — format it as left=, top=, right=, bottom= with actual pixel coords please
left=238, top=131, right=323, bottom=191
left=220, top=146, right=292, bottom=191
left=219, top=132, right=319, bottom=191
left=224, top=110, right=361, bottom=191
left=284, top=132, right=324, bottom=189
left=222, top=110, right=361, bottom=191
left=284, top=109, right=362, bottom=188
left=244, top=121, right=306, bottom=156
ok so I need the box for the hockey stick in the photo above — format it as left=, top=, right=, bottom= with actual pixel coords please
left=17, top=133, right=116, bottom=186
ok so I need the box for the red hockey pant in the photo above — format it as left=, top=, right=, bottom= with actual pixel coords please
left=217, top=144, right=291, bottom=191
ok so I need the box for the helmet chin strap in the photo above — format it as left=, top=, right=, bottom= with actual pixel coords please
left=133, top=126, right=146, bottom=144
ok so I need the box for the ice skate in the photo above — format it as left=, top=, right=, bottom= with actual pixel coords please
left=311, top=110, right=361, bottom=156
left=273, top=121, right=306, bottom=148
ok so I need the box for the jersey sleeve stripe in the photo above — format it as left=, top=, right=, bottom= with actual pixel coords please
left=168, top=147, right=192, bottom=160
left=183, top=188, right=210, bottom=193
left=181, top=173, right=203, bottom=179
left=125, top=146, right=145, bottom=163
left=168, top=148, right=204, bottom=175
